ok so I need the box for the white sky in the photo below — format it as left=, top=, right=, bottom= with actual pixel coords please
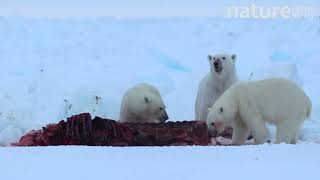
left=0, top=0, right=319, bottom=18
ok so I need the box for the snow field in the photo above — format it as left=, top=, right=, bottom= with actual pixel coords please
left=0, top=18, right=319, bottom=145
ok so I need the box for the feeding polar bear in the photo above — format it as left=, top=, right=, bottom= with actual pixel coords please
left=119, top=83, right=169, bottom=123
left=207, top=78, right=312, bottom=145
left=195, top=53, right=238, bottom=121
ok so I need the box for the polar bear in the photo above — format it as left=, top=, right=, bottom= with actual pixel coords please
left=207, top=78, right=312, bottom=145
left=195, top=53, right=238, bottom=121
left=119, top=83, right=169, bottom=123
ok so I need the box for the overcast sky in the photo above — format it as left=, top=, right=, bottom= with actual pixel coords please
left=0, top=0, right=319, bottom=18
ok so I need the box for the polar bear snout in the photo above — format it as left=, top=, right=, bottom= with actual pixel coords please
left=207, top=123, right=218, bottom=137
left=213, top=60, right=220, bottom=67
left=160, top=111, right=169, bottom=123
left=207, top=121, right=225, bottom=135
left=213, top=121, right=223, bottom=129
left=213, top=59, right=223, bottom=72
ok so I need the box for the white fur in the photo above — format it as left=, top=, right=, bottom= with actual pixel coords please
left=207, top=78, right=312, bottom=145
left=119, top=83, right=168, bottom=123
left=195, top=53, right=238, bottom=121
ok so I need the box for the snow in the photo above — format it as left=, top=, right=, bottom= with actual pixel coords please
left=0, top=17, right=320, bottom=146
left=1, top=145, right=320, bottom=180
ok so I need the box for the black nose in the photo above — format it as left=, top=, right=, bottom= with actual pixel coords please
left=164, top=114, right=169, bottom=121
left=207, top=126, right=218, bottom=137
left=161, top=112, right=169, bottom=122
left=214, top=59, right=220, bottom=67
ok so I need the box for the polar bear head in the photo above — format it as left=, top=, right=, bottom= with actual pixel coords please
left=138, top=94, right=169, bottom=123
left=120, top=83, right=169, bottom=123
left=206, top=87, right=238, bottom=134
left=208, top=53, right=237, bottom=78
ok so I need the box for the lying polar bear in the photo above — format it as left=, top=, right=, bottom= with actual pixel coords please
left=119, top=83, right=169, bottom=123
left=207, top=78, right=312, bottom=145
left=195, top=53, right=238, bottom=121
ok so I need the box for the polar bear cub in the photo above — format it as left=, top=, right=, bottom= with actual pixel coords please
left=119, top=83, right=169, bottom=123
left=207, top=78, right=312, bottom=145
left=195, top=53, right=238, bottom=121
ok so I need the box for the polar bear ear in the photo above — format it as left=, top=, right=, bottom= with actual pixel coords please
left=207, top=55, right=213, bottom=61
left=144, top=97, right=150, bottom=104
left=231, top=54, right=237, bottom=61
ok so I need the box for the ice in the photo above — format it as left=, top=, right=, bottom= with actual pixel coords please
left=250, top=63, right=303, bottom=86
left=0, top=125, right=22, bottom=146
left=270, top=49, right=292, bottom=62
left=148, top=47, right=191, bottom=72
left=1, top=145, right=320, bottom=179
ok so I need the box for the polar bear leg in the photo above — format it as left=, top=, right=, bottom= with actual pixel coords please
left=243, top=113, right=268, bottom=144
left=195, top=97, right=200, bottom=120
left=201, top=108, right=209, bottom=121
left=197, top=104, right=209, bottom=121
left=275, top=121, right=300, bottom=144
left=232, top=116, right=250, bottom=145
left=195, top=99, right=206, bottom=121
left=240, top=107, right=268, bottom=144
left=249, top=120, right=268, bottom=145
left=291, top=133, right=298, bottom=144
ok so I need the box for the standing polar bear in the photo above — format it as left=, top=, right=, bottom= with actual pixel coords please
left=119, top=83, right=169, bottom=123
left=195, top=53, right=238, bottom=121
left=207, top=78, right=312, bottom=145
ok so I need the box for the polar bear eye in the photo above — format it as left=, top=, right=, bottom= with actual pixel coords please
left=219, top=107, right=224, bottom=113
left=159, top=107, right=164, bottom=111
left=222, top=57, right=226, bottom=60
left=213, top=57, right=216, bottom=60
